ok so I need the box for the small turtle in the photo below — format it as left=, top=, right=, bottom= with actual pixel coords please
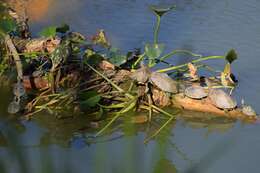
left=184, top=85, right=207, bottom=99
left=7, top=101, right=20, bottom=114
left=131, top=65, right=151, bottom=83
left=13, top=81, right=25, bottom=97
left=150, top=72, right=178, bottom=93
left=241, top=99, right=256, bottom=116
left=205, top=79, right=237, bottom=109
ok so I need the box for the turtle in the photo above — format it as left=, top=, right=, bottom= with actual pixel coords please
left=7, top=101, right=20, bottom=114
left=184, top=85, right=207, bottom=99
left=150, top=72, right=178, bottom=93
left=241, top=99, right=256, bottom=116
left=205, top=79, right=237, bottom=109
left=130, top=65, right=151, bottom=83
left=13, top=81, right=26, bottom=98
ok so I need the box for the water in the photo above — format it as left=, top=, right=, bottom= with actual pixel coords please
left=1, top=0, right=260, bottom=172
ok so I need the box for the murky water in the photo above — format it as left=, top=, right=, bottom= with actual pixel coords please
left=1, top=0, right=260, bottom=172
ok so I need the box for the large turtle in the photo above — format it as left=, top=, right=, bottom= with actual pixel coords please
left=150, top=72, right=178, bottom=93
left=205, top=79, right=237, bottom=109
left=184, top=85, right=207, bottom=99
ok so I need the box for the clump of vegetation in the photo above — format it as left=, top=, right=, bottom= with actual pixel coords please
left=0, top=2, right=255, bottom=142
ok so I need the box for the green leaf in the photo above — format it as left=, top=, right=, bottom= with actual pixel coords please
left=39, top=26, right=57, bottom=38
left=56, top=24, right=70, bottom=33
left=80, top=91, right=101, bottom=107
left=0, top=17, right=17, bottom=34
left=145, top=43, right=165, bottom=60
left=225, top=49, right=237, bottom=64
left=149, top=4, right=176, bottom=17
left=109, top=47, right=127, bottom=66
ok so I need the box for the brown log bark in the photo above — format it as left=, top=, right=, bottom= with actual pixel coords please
left=23, top=76, right=49, bottom=90
left=173, top=94, right=257, bottom=123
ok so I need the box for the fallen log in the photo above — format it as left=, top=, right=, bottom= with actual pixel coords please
left=21, top=73, right=258, bottom=123
left=173, top=94, right=257, bottom=123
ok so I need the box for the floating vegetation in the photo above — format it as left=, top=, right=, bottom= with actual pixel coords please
left=0, top=2, right=257, bottom=143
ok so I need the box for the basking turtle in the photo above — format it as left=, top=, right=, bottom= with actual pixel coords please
left=13, top=81, right=25, bottom=98
left=131, top=65, right=151, bottom=83
left=7, top=101, right=20, bottom=114
left=150, top=72, right=178, bottom=93
left=206, top=79, right=237, bottom=109
left=241, top=99, right=256, bottom=116
left=184, top=85, right=207, bottom=99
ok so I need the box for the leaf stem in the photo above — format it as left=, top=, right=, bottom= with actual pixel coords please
left=160, top=49, right=202, bottom=61
left=157, top=55, right=225, bottom=73
left=154, top=15, right=161, bottom=44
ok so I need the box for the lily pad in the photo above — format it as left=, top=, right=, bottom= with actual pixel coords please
left=225, top=49, right=237, bottom=64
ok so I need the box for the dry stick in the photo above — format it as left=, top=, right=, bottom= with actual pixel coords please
left=4, top=34, right=23, bottom=79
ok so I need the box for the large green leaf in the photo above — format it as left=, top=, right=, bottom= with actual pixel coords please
left=39, top=26, right=57, bottom=38
left=145, top=43, right=165, bottom=59
left=80, top=91, right=101, bottom=107
left=225, top=49, right=237, bottom=64
left=108, top=47, right=127, bottom=66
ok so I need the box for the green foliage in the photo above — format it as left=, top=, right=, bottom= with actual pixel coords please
left=39, top=26, right=57, bottom=38
left=79, top=91, right=101, bottom=108
left=0, top=3, right=17, bottom=36
left=108, top=47, right=127, bottom=66
left=0, top=17, right=17, bottom=36
left=225, top=49, right=237, bottom=64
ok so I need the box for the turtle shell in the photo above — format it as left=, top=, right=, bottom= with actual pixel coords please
left=150, top=72, right=178, bottom=93
left=131, top=66, right=151, bottom=83
left=208, top=89, right=237, bottom=109
left=184, top=86, right=207, bottom=99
